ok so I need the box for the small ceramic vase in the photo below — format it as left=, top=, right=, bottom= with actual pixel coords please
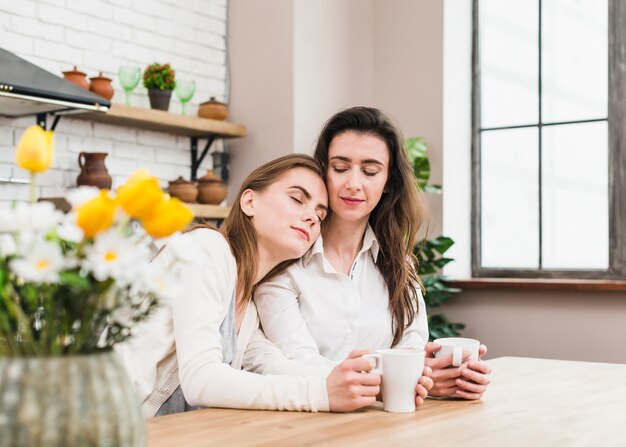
left=197, top=170, right=227, bottom=204
left=77, top=152, right=113, bottom=189
left=63, top=66, right=89, bottom=90
left=197, top=97, right=228, bottom=121
left=89, top=72, right=114, bottom=100
left=168, top=176, right=198, bottom=203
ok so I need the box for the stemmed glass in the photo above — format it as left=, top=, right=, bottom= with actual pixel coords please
left=175, top=79, right=196, bottom=115
left=118, top=65, right=141, bottom=106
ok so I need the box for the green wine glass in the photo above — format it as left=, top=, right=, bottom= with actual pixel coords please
left=175, top=79, right=196, bottom=115
left=118, top=65, right=141, bottom=106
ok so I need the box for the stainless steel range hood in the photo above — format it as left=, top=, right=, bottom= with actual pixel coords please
left=0, top=48, right=110, bottom=118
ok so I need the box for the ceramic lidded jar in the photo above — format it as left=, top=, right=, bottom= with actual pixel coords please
left=168, top=176, right=198, bottom=203
left=197, top=97, right=228, bottom=121
left=63, top=66, right=89, bottom=90
left=77, top=152, right=113, bottom=189
left=197, top=170, right=227, bottom=205
left=89, top=71, right=114, bottom=100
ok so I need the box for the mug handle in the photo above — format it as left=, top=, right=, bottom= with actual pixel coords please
left=362, top=353, right=383, bottom=375
left=452, top=347, right=462, bottom=367
left=78, top=152, right=86, bottom=169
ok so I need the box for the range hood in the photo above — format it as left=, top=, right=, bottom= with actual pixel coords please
left=0, top=48, right=110, bottom=118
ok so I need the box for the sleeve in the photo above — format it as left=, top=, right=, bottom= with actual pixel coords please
left=243, top=328, right=332, bottom=378
left=253, top=271, right=338, bottom=368
left=395, top=287, right=429, bottom=350
left=169, top=229, right=330, bottom=412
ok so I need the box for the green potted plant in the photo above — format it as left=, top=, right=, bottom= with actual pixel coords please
left=405, top=136, right=465, bottom=340
left=143, top=62, right=176, bottom=111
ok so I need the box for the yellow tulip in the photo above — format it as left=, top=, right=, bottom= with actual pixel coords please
left=141, top=197, right=194, bottom=239
left=76, top=190, right=117, bottom=238
left=15, top=125, right=54, bottom=173
left=115, top=169, right=164, bottom=220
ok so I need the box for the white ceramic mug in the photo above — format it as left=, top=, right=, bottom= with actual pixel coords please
left=433, top=337, right=480, bottom=367
left=364, top=349, right=425, bottom=413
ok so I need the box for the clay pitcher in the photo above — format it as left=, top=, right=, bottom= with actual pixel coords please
left=77, top=152, right=113, bottom=189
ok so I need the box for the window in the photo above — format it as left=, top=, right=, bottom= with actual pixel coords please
left=472, top=0, right=626, bottom=278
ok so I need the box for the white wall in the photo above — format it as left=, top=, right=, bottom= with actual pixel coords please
left=0, top=0, right=227, bottom=202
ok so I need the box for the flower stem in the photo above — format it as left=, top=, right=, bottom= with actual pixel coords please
left=29, top=172, right=36, bottom=204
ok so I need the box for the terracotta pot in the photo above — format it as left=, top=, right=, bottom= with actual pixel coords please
left=89, top=71, right=114, bottom=100
left=197, top=170, right=227, bottom=204
left=197, top=97, right=228, bottom=121
left=77, top=152, right=113, bottom=189
left=62, top=66, right=89, bottom=90
left=168, top=176, right=198, bottom=203
left=148, top=88, right=172, bottom=111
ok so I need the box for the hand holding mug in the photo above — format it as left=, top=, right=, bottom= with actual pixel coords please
left=327, top=349, right=381, bottom=412
left=426, top=339, right=491, bottom=399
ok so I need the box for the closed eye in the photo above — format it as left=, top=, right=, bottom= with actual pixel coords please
left=290, top=196, right=303, bottom=205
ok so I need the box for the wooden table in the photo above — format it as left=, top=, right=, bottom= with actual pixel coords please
left=146, top=357, right=626, bottom=446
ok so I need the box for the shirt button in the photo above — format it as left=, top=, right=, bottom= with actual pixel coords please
left=163, top=387, right=169, bottom=393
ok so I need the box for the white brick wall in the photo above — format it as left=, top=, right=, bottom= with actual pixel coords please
left=0, top=0, right=228, bottom=203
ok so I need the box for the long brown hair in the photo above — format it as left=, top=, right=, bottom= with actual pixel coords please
left=220, top=154, right=324, bottom=309
left=313, top=106, right=428, bottom=347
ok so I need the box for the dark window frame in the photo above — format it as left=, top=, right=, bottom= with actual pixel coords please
left=471, top=0, right=626, bottom=279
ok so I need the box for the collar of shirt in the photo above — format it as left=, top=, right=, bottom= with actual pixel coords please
left=303, top=224, right=380, bottom=267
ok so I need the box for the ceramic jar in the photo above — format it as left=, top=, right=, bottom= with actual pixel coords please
left=77, top=152, right=113, bottom=189
left=0, top=351, right=145, bottom=447
left=197, top=170, right=227, bottom=204
left=89, top=71, right=114, bottom=100
left=197, top=97, right=228, bottom=121
left=168, top=176, right=198, bottom=203
left=62, top=66, right=89, bottom=90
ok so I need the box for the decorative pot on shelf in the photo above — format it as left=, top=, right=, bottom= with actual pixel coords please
left=148, top=88, right=172, bottom=111
left=62, top=66, right=89, bottom=90
left=77, top=152, right=113, bottom=189
left=89, top=71, right=114, bottom=100
left=197, top=97, right=228, bottom=121
left=197, top=169, right=227, bottom=204
left=168, top=176, right=198, bottom=203
left=0, top=351, right=145, bottom=447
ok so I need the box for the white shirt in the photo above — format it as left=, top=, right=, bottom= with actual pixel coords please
left=115, top=228, right=330, bottom=417
left=254, top=225, right=429, bottom=367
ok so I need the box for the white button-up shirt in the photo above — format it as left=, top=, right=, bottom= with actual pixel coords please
left=254, top=226, right=429, bottom=367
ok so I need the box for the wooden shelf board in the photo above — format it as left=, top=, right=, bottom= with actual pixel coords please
left=449, top=278, right=626, bottom=292
left=73, top=104, right=247, bottom=138
left=188, top=203, right=230, bottom=219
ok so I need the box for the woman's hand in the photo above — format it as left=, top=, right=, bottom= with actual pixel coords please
left=415, top=366, right=434, bottom=408
left=425, top=342, right=491, bottom=400
left=326, top=349, right=381, bottom=412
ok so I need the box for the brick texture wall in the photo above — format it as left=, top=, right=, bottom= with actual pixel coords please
left=0, top=0, right=228, bottom=202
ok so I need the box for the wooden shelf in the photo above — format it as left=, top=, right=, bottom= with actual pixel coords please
left=449, top=278, right=626, bottom=292
left=74, top=104, right=247, bottom=138
left=187, top=204, right=230, bottom=219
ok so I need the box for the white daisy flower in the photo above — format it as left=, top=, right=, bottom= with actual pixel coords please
left=83, top=230, right=151, bottom=284
left=9, top=240, right=65, bottom=283
left=1, top=202, right=64, bottom=235
left=57, top=213, right=84, bottom=243
left=65, top=186, right=101, bottom=209
left=0, top=234, right=17, bottom=257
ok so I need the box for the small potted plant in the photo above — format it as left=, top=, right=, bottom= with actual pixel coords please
left=143, top=62, right=176, bottom=111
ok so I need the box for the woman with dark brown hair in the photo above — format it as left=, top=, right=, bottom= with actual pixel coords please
left=255, top=107, right=490, bottom=402
left=117, top=154, right=382, bottom=417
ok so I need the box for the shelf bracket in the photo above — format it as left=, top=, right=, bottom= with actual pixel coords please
left=190, top=136, right=216, bottom=180
left=35, top=113, right=62, bottom=131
